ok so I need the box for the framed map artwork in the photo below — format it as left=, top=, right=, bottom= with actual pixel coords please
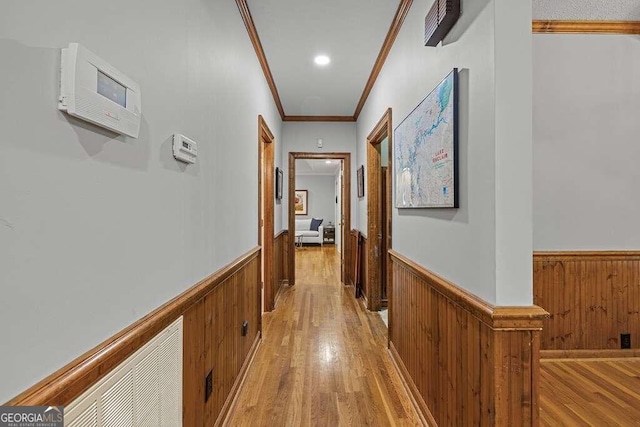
left=394, top=69, right=459, bottom=208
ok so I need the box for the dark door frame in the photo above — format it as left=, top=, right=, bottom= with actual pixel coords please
left=258, top=116, right=275, bottom=314
left=366, top=108, right=393, bottom=314
left=288, top=152, right=351, bottom=287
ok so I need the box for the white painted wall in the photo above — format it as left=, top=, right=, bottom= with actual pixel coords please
left=533, top=34, right=640, bottom=250
left=0, top=0, right=281, bottom=402
left=282, top=122, right=357, bottom=230
left=533, top=0, right=640, bottom=20
left=294, top=174, right=336, bottom=225
left=356, top=0, right=533, bottom=306
left=335, top=168, right=343, bottom=252
left=274, top=131, right=284, bottom=234
left=494, top=0, right=533, bottom=308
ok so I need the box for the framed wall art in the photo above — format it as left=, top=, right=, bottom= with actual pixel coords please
left=357, top=165, right=365, bottom=198
left=275, top=167, right=283, bottom=200
left=294, top=190, right=308, bottom=215
left=394, top=68, right=459, bottom=208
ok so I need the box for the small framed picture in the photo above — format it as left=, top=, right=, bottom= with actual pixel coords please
left=357, top=165, right=365, bottom=198
left=275, top=167, right=283, bottom=200
left=295, top=190, right=308, bottom=215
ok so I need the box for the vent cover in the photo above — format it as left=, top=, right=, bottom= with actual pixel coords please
left=68, top=402, right=97, bottom=427
left=65, top=317, right=183, bottom=426
left=425, top=0, right=461, bottom=47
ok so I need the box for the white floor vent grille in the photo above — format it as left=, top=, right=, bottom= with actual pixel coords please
left=65, top=317, right=183, bottom=427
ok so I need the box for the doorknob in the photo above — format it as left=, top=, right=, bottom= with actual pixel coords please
left=374, top=245, right=379, bottom=258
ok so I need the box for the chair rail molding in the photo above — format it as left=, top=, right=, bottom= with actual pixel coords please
left=533, top=20, right=640, bottom=34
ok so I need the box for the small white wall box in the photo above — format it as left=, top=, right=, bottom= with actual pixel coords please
left=173, top=134, right=197, bottom=164
left=59, top=43, right=142, bottom=138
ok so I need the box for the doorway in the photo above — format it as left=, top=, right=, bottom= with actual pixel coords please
left=288, top=152, right=351, bottom=287
left=335, top=167, right=343, bottom=253
left=366, top=109, right=392, bottom=313
left=258, top=116, right=275, bottom=314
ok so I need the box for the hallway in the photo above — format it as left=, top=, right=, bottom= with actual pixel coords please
left=227, top=246, right=421, bottom=426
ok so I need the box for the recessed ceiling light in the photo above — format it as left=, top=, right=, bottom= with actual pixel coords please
left=314, top=55, right=330, bottom=66
left=325, top=160, right=332, bottom=164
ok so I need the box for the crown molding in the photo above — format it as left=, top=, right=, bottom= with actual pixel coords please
left=284, top=115, right=356, bottom=122
left=295, top=172, right=341, bottom=176
left=239, top=9, right=640, bottom=121
left=235, top=0, right=285, bottom=120
left=353, top=0, right=413, bottom=120
left=237, top=0, right=413, bottom=122
left=533, top=20, right=640, bottom=34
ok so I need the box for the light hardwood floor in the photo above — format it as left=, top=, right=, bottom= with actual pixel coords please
left=540, top=358, right=640, bottom=426
left=226, top=246, right=421, bottom=426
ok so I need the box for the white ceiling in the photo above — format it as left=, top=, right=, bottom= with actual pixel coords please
left=296, top=159, right=342, bottom=175
left=247, top=0, right=399, bottom=117
left=533, top=0, right=640, bottom=20
left=244, top=1, right=639, bottom=118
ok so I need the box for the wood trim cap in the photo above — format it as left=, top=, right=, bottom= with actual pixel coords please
left=390, top=249, right=548, bottom=329
left=533, top=20, right=640, bottom=34
left=492, top=306, right=548, bottom=330
left=534, top=250, right=640, bottom=261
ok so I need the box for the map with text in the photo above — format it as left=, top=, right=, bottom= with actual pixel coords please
left=395, top=69, right=457, bottom=208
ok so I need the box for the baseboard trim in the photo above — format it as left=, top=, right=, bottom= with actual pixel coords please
left=358, top=293, right=369, bottom=312
left=541, top=349, right=640, bottom=359
left=389, top=342, right=435, bottom=426
left=218, top=332, right=261, bottom=426
left=273, top=281, right=287, bottom=308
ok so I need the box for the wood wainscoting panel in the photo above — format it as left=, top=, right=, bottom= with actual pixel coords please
left=7, top=248, right=262, bottom=427
left=347, top=230, right=360, bottom=287
left=274, top=230, right=289, bottom=306
left=361, top=236, right=369, bottom=309
left=390, top=250, right=547, bottom=426
left=183, top=298, right=206, bottom=426
left=534, top=251, right=640, bottom=351
left=281, top=231, right=289, bottom=288
left=165, top=251, right=263, bottom=426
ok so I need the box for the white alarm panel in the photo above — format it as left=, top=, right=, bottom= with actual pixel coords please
left=59, top=43, right=142, bottom=138
left=173, top=134, right=198, bottom=164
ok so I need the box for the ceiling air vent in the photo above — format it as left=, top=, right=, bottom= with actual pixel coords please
left=425, top=0, right=461, bottom=47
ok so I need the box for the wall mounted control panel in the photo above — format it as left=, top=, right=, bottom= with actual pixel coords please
left=59, top=43, right=142, bottom=138
left=173, top=134, right=198, bottom=164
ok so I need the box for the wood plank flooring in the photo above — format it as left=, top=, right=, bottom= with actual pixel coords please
left=540, top=358, right=640, bottom=426
left=226, top=246, right=421, bottom=426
